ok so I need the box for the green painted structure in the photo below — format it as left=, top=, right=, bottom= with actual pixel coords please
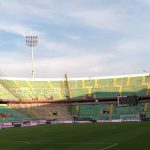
left=0, top=104, right=29, bottom=123
left=0, top=73, right=150, bottom=101
left=0, top=73, right=150, bottom=122
left=71, top=103, right=146, bottom=120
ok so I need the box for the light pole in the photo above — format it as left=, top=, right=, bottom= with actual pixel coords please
left=26, top=35, right=38, bottom=78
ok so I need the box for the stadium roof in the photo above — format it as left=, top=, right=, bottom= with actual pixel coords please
left=2, top=73, right=150, bottom=81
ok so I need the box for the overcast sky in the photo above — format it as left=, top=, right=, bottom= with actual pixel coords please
left=0, top=0, right=150, bottom=78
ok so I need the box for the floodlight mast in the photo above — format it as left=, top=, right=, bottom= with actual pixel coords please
left=26, top=35, right=38, bottom=78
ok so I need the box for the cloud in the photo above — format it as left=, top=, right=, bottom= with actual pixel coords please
left=0, top=0, right=122, bottom=31
left=0, top=55, right=30, bottom=78
left=68, top=9, right=122, bottom=30
left=0, top=0, right=64, bottom=25
left=0, top=21, right=39, bottom=36
left=38, top=37, right=89, bottom=57
left=115, top=38, right=150, bottom=55
left=65, top=34, right=81, bottom=41
left=137, top=0, right=150, bottom=5
left=35, top=53, right=116, bottom=77
left=0, top=0, right=55, bottom=37
left=0, top=0, right=150, bottom=78
left=0, top=0, right=123, bottom=37
left=0, top=45, right=147, bottom=78
left=0, top=52, right=116, bottom=77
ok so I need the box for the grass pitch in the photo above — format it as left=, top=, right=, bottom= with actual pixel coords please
left=0, top=122, right=150, bottom=150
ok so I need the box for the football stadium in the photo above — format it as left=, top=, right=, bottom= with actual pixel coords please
left=0, top=73, right=150, bottom=149
left=1, top=1, right=150, bottom=150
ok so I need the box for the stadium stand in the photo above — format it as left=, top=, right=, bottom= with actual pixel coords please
left=0, top=73, right=150, bottom=101
left=71, top=103, right=145, bottom=120
left=10, top=104, right=72, bottom=121
left=0, top=73, right=150, bottom=122
left=0, top=104, right=29, bottom=122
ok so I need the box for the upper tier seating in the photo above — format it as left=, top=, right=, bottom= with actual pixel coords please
left=0, top=74, right=150, bottom=101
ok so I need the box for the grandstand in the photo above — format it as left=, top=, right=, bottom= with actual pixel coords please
left=0, top=104, right=29, bottom=123
left=0, top=73, right=150, bottom=122
left=0, top=73, right=150, bottom=101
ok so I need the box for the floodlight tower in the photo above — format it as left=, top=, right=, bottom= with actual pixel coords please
left=26, top=35, right=38, bottom=78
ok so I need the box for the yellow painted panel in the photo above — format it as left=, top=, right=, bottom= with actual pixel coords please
left=94, top=79, right=98, bottom=88
left=26, top=81, right=32, bottom=88
left=48, top=81, right=52, bottom=88
left=127, top=77, right=130, bottom=86
left=114, top=78, right=117, bottom=87
left=88, top=88, right=92, bottom=94
left=146, top=84, right=150, bottom=95
left=142, top=76, right=145, bottom=85
left=82, top=80, right=85, bottom=88
left=119, top=86, right=123, bottom=95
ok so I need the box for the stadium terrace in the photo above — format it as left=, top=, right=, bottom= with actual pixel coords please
left=0, top=73, right=150, bottom=124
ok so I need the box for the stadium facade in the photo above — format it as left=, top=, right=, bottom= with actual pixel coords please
left=0, top=73, right=150, bottom=124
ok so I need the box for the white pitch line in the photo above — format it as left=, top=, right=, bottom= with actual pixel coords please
left=101, top=143, right=119, bottom=150
left=0, top=141, right=119, bottom=149
left=23, top=142, right=117, bottom=145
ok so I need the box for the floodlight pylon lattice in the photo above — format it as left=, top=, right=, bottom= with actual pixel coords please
left=26, top=35, right=38, bottom=78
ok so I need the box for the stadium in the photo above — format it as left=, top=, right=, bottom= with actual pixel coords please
left=0, top=72, right=150, bottom=149
left=1, top=1, right=150, bottom=150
